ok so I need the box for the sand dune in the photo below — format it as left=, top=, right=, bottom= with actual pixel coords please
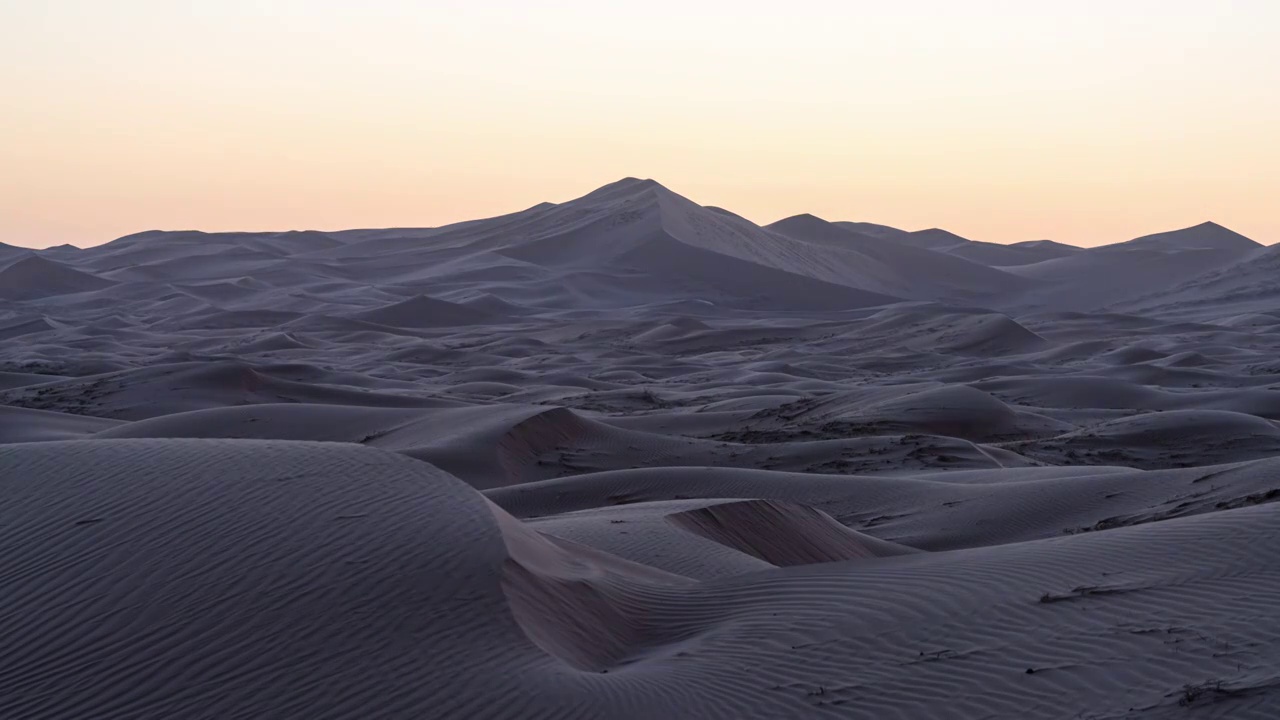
left=891, top=227, right=972, bottom=250
left=741, top=383, right=1053, bottom=442
left=0, top=241, right=30, bottom=265
left=0, top=405, right=122, bottom=442
left=1004, top=409, right=1280, bottom=469
left=4, top=440, right=1280, bottom=718
left=943, top=238, right=1082, bottom=267
left=667, top=498, right=922, bottom=565
left=1114, top=220, right=1261, bottom=252
left=0, top=360, right=449, bottom=420
left=0, top=255, right=117, bottom=300
left=1112, top=244, right=1280, bottom=321
left=3, top=178, right=1280, bottom=717
left=349, top=293, right=500, bottom=328
left=767, top=213, right=1029, bottom=302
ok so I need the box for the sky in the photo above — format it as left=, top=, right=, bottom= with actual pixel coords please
left=2, top=1, right=1278, bottom=249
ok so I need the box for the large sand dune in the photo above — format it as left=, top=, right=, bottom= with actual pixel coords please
left=2, top=178, right=1279, bottom=717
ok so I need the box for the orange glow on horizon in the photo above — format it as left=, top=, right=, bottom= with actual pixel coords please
left=2, top=1, right=1277, bottom=249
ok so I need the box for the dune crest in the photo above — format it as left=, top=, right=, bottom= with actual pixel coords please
left=667, top=499, right=921, bottom=566
left=487, top=497, right=693, bottom=671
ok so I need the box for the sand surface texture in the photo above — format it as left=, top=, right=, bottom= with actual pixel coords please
left=3, top=179, right=1279, bottom=718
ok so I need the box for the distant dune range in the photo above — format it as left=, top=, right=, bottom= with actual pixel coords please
left=3, top=179, right=1280, bottom=718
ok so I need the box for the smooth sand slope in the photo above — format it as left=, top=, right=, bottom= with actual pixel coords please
left=2, top=178, right=1279, bottom=718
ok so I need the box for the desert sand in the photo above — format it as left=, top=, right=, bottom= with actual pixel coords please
left=2, top=178, right=1279, bottom=718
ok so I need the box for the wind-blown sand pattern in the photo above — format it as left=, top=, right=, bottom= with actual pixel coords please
left=3, top=178, right=1280, bottom=718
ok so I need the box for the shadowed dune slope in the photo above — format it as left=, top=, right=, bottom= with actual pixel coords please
left=666, top=499, right=922, bottom=566
left=0, top=255, right=118, bottom=300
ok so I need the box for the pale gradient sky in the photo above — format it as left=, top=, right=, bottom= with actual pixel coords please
left=3, top=1, right=1278, bottom=249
